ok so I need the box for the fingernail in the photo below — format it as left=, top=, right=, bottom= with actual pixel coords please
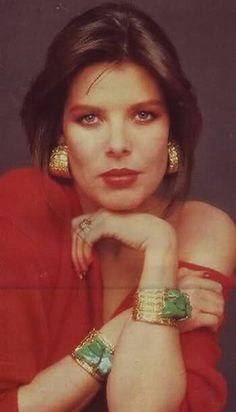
left=78, top=270, right=87, bottom=280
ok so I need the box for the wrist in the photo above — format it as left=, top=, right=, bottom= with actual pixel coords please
left=132, top=288, right=192, bottom=326
left=100, top=309, right=131, bottom=346
left=71, top=329, right=115, bottom=382
left=140, top=246, right=178, bottom=289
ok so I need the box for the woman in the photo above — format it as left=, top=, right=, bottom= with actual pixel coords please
left=0, top=2, right=235, bottom=411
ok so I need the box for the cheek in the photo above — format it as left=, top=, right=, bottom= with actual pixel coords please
left=63, top=122, right=97, bottom=164
left=67, top=137, right=95, bottom=169
left=146, top=137, right=168, bottom=167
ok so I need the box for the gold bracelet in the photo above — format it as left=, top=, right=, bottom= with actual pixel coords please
left=71, top=351, right=103, bottom=382
left=132, top=288, right=191, bottom=326
left=71, top=329, right=115, bottom=382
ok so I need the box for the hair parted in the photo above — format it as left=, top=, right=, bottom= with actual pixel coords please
left=20, top=1, right=202, bottom=216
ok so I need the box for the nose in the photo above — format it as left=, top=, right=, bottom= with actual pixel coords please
left=105, top=121, right=132, bottom=158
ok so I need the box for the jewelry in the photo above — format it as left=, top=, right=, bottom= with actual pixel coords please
left=71, top=329, right=115, bottom=382
left=167, top=141, right=180, bottom=174
left=79, top=218, right=92, bottom=234
left=48, top=144, right=71, bottom=178
left=132, top=288, right=192, bottom=326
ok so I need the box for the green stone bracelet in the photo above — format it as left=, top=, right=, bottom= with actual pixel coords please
left=133, top=288, right=192, bottom=326
left=71, top=329, right=115, bottom=382
left=162, top=289, right=192, bottom=320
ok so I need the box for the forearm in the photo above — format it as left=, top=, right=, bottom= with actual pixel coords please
left=107, top=246, right=186, bottom=412
left=107, top=321, right=186, bottom=412
left=18, top=355, right=100, bottom=412
left=18, top=310, right=131, bottom=412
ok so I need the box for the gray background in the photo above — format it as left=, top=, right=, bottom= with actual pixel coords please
left=0, top=0, right=235, bottom=410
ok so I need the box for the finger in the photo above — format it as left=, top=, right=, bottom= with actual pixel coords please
left=71, top=230, right=82, bottom=275
left=76, top=231, right=89, bottom=273
left=178, top=268, right=205, bottom=279
left=179, top=313, right=220, bottom=333
left=179, top=275, right=223, bottom=294
left=72, top=214, right=91, bottom=230
left=83, top=240, right=93, bottom=266
left=72, top=215, right=93, bottom=273
left=192, top=313, right=220, bottom=330
left=72, top=228, right=89, bottom=276
left=198, top=291, right=224, bottom=318
left=186, top=288, right=224, bottom=318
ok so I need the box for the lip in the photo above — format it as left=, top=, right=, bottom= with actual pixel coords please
left=100, top=168, right=140, bottom=177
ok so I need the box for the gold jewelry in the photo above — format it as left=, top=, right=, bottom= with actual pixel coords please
left=49, top=144, right=71, bottom=178
left=71, top=329, right=115, bottom=382
left=167, top=141, right=180, bottom=174
left=132, top=288, right=192, bottom=326
left=78, top=218, right=92, bottom=234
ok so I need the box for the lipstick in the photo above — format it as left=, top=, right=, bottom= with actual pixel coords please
left=100, top=168, right=140, bottom=188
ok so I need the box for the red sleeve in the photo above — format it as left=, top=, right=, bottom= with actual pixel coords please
left=0, top=219, right=49, bottom=412
left=180, top=329, right=227, bottom=411
left=178, top=261, right=234, bottom=412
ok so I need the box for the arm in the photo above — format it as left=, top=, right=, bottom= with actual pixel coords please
left=18, top=310, right=131, bottom=412
left=106, top=234, right=186, bottom=412
left=176, top=201, right=236, bottom=274
left=0, top=218, right=131, bottom=412
left=72, top=211, right=187, bottom=412
left=72, top=206, right=236, bottom=412
left=175, top=202, right=236, bottom=411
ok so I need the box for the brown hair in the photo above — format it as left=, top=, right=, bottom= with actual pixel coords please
left=20, top=2, right=202, bottom=216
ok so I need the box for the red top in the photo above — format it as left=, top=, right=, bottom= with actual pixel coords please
left=0, top=167, right=234, bottom=412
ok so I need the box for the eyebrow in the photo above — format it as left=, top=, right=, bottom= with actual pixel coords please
left=69, top=99, right=164, bottom=114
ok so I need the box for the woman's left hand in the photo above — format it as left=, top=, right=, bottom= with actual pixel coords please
left=177, top=268, right=224, bottom=333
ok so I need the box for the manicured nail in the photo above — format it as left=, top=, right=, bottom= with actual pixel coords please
left=78, top=270, right=87, bottom=280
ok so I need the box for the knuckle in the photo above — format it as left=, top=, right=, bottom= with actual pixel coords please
left=218, top=303, right=224, bottom=316
left=71, top=217, right=78, bottom=228
left=191, top=288, right=200, bottom=300
left=178, top=277, right=190, bottom=290
left=211, top=316, right=219, bottom=327
left=98, top=210, right=110, bottom=227
left=178, top=267, right=189, bottom=277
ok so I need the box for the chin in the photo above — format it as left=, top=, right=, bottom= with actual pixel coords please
left=96, top=192, right=149, bottom=212
left=102, top=202, right=139, bottom=212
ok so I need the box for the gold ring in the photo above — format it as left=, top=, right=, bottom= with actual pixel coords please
left=78, top=218, right=92, bottom=234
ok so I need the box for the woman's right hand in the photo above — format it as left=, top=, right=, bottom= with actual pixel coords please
left=177, top=268, right=224, bottom=333
left=71, top=208, right=178, bottom=285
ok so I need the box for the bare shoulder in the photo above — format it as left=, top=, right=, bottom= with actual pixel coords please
left=176, top=200, right=236, bottom=275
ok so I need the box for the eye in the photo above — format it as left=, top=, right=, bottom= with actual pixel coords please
left=78, top=113, right=98, bottom=125
left=135, top=111, right=155, bottom=122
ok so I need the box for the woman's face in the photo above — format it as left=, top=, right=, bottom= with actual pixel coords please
left=63, top=62, right=170, bottom=212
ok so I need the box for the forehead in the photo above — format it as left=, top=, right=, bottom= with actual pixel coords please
left=66, top=61, right=164, bottom=104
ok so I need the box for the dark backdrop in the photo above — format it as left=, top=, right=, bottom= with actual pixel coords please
left=0, top=0, right=235, bottom=410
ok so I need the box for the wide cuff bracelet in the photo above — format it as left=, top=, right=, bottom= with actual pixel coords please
left=71, top=329, right=115, bottom=382
left=132, top=288, right=192, bottom=326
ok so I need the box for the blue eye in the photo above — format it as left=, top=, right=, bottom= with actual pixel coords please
left=80, top=114, right=98, bottom=125
left=136, top=111, right=154, bottom=122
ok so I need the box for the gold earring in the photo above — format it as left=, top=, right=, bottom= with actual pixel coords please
left=48, top=144, right=71, bottom=178
left=167, top=141, right=180, bottom=174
